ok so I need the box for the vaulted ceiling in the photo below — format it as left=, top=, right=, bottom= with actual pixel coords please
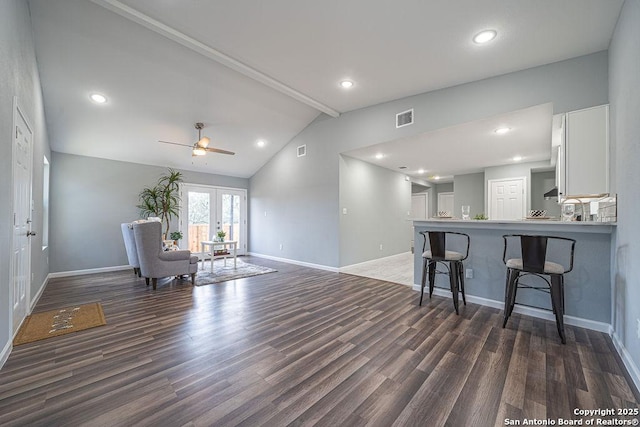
left=28, top=0, right=623, bottom=178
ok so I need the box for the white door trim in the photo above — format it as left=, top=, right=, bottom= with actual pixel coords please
left=10, top=96, right=34, bottom=337
left=487, top=176, right=527, bottom=220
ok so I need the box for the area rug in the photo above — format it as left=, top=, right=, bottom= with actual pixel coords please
left=195, top=258, right=276, bottom=286
left=13, top=302, right=106, bottom=346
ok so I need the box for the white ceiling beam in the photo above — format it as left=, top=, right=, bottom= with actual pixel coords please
left=89, top=0, right=340, bottom=118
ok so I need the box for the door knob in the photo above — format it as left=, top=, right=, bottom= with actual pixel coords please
left=27, top=231, right=37, bottom=237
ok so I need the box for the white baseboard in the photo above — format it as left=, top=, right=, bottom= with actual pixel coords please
left=48, top=265, right=131, bottom=278
left=610, top=331, right=640, bottom=394
left=339, top=252, right=411, bottom=272
left=30, top=274, right=49, bottom=313
left=0, top=338, right=11, bottom=371
left=247, top=253, right=339, bottom=272
left=411, top=284, right=611, bottom=333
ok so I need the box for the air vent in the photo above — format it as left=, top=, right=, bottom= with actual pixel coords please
left=396, top=109, right=414, bottom=128
left=297, top=145, right=306, bottom=157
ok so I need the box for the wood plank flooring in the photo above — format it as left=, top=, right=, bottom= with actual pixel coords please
left=0, top=256, right=638, bottom=426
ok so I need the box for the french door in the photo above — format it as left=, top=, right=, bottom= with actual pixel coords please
left=181, top=184, right=247, bottom=257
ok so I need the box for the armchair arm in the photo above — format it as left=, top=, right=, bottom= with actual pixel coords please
left=159, top=249, right=191, bottom=262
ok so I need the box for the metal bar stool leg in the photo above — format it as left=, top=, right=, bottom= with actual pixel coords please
left=550, top=274, right=566, bottom=344
left=419, top=257, right=428, bottom=306
left=428, top=261, right=436, bottom=298
left=503, top=268, right=517, bottom=327
left=457, top=262, right=466, bottom=305
left=449, top=261, right=459, bottom=314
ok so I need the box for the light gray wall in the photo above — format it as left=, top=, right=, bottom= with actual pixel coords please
left=609, top=0, right=640, bottom=383
left=531, top=171, right=561, bottom=217
left=49, top=153, right=248, bottom=273
left=1, top=0, right=51, bottom=356
left=249, top=52, right=608, bottom=268
left=484, top=160, right=551, bottom=215
left=339, top=155, right=412, bottom=266
left=453, top=172, right=485, bottom=218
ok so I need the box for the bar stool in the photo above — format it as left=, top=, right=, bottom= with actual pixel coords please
left=502, top=234, right=576, bottom=344
left=419, top=231, right=470, bottom=314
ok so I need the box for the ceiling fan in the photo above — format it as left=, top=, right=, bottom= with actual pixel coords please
left=159, top=123, right=235, bottom=156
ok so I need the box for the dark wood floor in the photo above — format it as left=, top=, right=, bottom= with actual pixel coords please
left=0, top=256, right=638, bottom=426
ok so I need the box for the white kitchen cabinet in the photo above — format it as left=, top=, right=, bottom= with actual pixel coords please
left=564, top=104, right=609, bottom=196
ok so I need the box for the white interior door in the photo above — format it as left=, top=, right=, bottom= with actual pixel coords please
left=182, top=184, right=247, bottom=257
left=489, top=177, right=526, bottom=220
left=411, top=193, right=428, bottom=219
left=12, top=100, right=33, bottom=335
left=437, top=192, right=454, bottom=216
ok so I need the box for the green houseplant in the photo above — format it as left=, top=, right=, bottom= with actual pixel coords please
left=169, top=231, right=183, bottom=245
left=137, top=169, right=183, bottom=239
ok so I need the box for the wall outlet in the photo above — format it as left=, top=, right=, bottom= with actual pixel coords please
left=342, top=208, right=347, bottom=215
left=379, top=244, right=383, bottom=251
left=636, top=318, right=640, bottom=340
left=264, top=211, right=267, bottom=217
left=465, top=269, right=473, bottom=279
left=279, top=244, right=283, bottom=251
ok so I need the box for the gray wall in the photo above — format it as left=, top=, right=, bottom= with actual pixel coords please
left=484, top=160, right=551, bottom=215
left=249, top=52, right=609, bottom=268
left=609, top=0, right=640, bottom=382
left=531, top=171, right=561, bottom=217
left=49, top=153, right=248, bottom=273
left=1, top=0, right=51, bottom=355
left=339, top=155, right=412, bottom=266
left=453, top=173, right=485, bottom=218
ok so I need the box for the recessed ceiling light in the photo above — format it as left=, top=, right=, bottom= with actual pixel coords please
left=340, top=80, right=354, bottom=89
left=257, top=140, right=266, bottom=147
left=433, top=175, right=440, bottom=180
left=418, top=169, right=425, bottom=174
left=513, top=155, right=523, bottom=162
left=90, top=93, right=107, bottom=104
left=473, top=29, right=497, bottom=44
left=375, top=153, right=384, bottom=160
left=495, top=127, right=511, bottom=135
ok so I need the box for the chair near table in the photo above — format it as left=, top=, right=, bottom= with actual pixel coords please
left=418, top=231, right=470, bottom=314
left=502, top=234, right=576, bottom=344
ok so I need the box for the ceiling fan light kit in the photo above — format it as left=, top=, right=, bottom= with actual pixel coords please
left=159, top=122, right=235, bottom=157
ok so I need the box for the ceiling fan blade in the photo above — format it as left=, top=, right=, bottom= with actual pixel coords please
left=205, top=147, right=235, bottom=155
left=159, top=140, right=192, bottom=148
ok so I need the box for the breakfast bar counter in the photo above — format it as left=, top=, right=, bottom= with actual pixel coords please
left=412, top=219, right=616, bottom=326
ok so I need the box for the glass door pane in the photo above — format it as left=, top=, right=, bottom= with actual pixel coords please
left=217, top=190, right=245, bottom=254
left=187, top=191, right=210, bottom=254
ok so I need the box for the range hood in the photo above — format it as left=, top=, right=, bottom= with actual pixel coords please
left=543, top=187, right=558, bottom=199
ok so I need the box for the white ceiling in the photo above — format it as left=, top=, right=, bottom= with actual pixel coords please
left=28, top=0, right=623, bottom=178
left=343, top=103, right=554, bottom=182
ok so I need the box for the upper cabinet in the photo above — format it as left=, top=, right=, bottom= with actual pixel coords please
left=557, top=105, right=609, bottom=197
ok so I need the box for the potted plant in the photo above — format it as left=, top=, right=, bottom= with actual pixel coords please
left=169, top=231, right=183, bottom=246
left=137, top=169, right=183, bottom=239
left=214, top=230, right=227, bottom=255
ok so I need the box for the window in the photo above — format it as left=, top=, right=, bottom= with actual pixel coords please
left=42, top=156, right=50, bottom=249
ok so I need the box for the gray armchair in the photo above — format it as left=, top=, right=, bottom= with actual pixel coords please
left=121, top=223, right=141, bottom=277
left=133, top=221, right=198, bottom=290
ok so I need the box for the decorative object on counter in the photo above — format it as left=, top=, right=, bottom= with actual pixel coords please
left=137, top=169, right=183, bottom=239
left=473, top=213, right=488, bottom=220
left=526, top=210, right=550, bottom=219
left=461, top=205, right=470, bottom=220
left=437, top=211, right=451, bottom=218
left=561, top=203, right=575, bottom=222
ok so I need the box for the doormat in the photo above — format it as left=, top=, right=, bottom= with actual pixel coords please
left=13, top=302, right=106, bottom=346
left=195, top=258, right=276, bottom=286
